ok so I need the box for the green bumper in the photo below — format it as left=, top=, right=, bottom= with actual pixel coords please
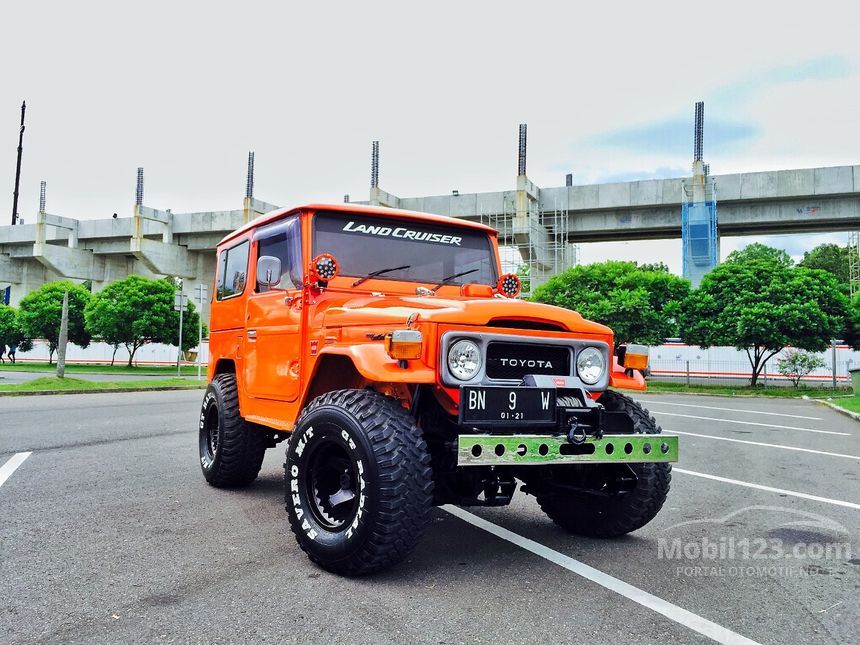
left=457, top=433, right=679, bottom=467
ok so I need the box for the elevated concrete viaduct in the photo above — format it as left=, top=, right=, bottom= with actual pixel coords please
left=0, top=160, right=277, bottom=320
left=1, top=157, right=858, bottom=318
left=377, top=166, right=860, bottom=243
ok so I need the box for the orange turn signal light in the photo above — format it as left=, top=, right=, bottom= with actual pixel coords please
left=384, top=329, right=423, bottom=360
left=620, top=344, right=649, bottom=370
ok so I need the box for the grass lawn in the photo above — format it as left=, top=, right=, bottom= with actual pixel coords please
left=0, top=376, right=206, bottom=394
left=0, top=362, right=201, bottom=376
left=830, top=396, right=860, bottom=414
left=644, top=380, right=852, bottom=399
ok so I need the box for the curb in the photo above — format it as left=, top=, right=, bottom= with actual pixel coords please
left=0, top=385, right=206, bottom=397
left=810, top=398, right=860, bottom=422
left=635, top=389, right=844, bottom=400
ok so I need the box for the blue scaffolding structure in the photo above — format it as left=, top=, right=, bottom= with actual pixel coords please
left=681, top=180, right=718, bottom=287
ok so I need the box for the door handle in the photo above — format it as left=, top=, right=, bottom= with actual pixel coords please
left=247, top=330, right=257, bottom=339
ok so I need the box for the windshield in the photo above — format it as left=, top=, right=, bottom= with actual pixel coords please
left=313, top=212, right=498, bottom=287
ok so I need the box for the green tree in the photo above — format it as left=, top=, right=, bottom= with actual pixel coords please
left=17, top=281, right=92, bottom=363
left=0, top=304, right=20, bottom=350
left=725, top=242, right=793, bottom=268
left=637, top=262, right=671, bottom=273
left=847, top=291, right=860, bottom=350
left=85, top=276, right=206, bottom=366
left=681, top=254, right=847, bottom=386
left=531, top=261, right=691, bottom=346
left=776, top=350, right=826, bottom=388
left=799, top=243, right=849, bottom=286
left=516, top=263, right=531, bottom=295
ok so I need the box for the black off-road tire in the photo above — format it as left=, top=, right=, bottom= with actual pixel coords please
left=536, top=390, right=671, bottom=537
left=285, top=389, right=433, bottom=576
left=199, top=374, right=267, bottom=487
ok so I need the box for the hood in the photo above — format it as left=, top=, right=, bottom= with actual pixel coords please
left=320, top=294, right=612, bottom=336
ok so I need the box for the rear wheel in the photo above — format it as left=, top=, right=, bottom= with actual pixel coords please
left=536, top=390, right=671, bottom=537
left=285, top=389, right=433, bottom=576
left=199, top=374, right=267, bottom=487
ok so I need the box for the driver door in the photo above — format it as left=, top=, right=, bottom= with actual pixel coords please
left=243, top=216, right=304, bottom=402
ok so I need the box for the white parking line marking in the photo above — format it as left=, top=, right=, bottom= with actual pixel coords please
left=651, top=411, right=847, bottom=436
left=674, top=468, right=860, bottom=510
left=443, top=505, right=760, bottom=645
left=642, top=400, right=822, bottom=420
left=673, top=431, right=860, bottom=460
left=0, top=452, right=32, bottom=488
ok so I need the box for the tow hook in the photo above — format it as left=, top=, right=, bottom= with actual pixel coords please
left=567, top=419, right=588, bottom=445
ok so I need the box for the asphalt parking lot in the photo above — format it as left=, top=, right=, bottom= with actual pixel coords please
left=1, top=390, right=857, bottom=644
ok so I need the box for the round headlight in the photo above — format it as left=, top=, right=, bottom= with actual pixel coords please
left=448, top=339, right=482, bottom=381
left=576, top=347, right=605, bottom=385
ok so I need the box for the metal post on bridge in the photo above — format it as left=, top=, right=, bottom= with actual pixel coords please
left=685, top=360, right=690, bottom=386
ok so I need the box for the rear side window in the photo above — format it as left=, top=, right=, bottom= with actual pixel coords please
left=254, top=215, right=303, bottom=290
left=216, top=240, right=250, bottom=300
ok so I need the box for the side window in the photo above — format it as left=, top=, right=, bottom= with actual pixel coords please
left=255, top=215, right=303, bottom=290
left=216, top=240, right=250, bottom=300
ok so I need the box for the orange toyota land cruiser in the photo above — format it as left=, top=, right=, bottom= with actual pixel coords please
left=199, top=203, right=678, bottom=575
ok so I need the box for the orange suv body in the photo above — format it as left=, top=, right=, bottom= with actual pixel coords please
left=200, top=203, right=677, bottom=576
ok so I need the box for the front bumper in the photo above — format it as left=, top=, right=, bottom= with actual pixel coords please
left=457, top=433, right=679, bottom=467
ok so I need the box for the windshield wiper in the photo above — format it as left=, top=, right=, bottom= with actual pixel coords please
left=351, top=265, right=411, bottom=287
left=431, top=269, right=479, bottom=292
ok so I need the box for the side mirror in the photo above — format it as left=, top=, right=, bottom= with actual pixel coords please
left=256, top=255, right=282, bottom=291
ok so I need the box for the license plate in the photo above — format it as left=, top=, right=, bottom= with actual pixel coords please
left=459, top=386, right=557, bottom=427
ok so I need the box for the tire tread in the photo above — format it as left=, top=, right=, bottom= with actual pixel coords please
left=286, top=389, right=433, bottom=576
left=537, top=389, right=671, bottom=538
left=203, top=374, right=267, bottom=488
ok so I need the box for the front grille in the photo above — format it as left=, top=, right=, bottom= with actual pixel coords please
left=485, top=342, right=571, bottom=380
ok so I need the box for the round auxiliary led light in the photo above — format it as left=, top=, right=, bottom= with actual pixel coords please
left=497, top=273, right=521, bottom=298
left=311, top=253, right=339, bottom=283
left=576, top=347, right=605, bottom=385
left=448, top=339, right=482, bottom=381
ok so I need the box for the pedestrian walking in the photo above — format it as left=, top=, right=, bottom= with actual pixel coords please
left=0, top=344, right=5, bottom=364
left=7, top=342, right=17, bottom=364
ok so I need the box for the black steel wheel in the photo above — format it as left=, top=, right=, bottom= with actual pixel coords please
left=304, top=437, right=361, bottom=531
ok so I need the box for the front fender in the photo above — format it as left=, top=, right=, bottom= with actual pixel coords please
left=317, top=344, right=437, bottom=384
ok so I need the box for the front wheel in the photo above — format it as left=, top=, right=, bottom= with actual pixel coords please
left=285, top=389, right=433, bottom=576
left=536, top=390, right=671, bottom=537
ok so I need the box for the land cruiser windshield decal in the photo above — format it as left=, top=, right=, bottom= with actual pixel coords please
left=314, top=212, right=497, bottom=287
left=342, top=221, right=463, bottom=246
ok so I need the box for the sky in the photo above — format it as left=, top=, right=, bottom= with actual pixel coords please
left=1, top=0, right=858, bottom=274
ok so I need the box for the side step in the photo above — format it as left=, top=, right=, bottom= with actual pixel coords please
left=457, top=434, right=679, bottom=467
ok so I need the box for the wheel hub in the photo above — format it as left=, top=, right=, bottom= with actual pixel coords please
left=306, top=440, right=359, bottom=530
